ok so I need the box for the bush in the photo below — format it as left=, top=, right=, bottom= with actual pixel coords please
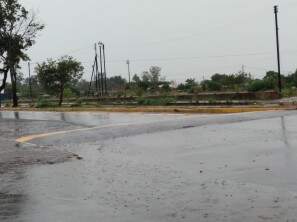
left=64, top=88, right=75, bottom=98
left=70, top=99, right=83, bottom=107
left=137, top=97, right=176, bottom=106
left=247, top=80, right=273, bottom=92
left=208, top=98, right=216, bottom=104
left=282, top=87, right=297, bottom=98
left=35, top=97, right=56, bottom=108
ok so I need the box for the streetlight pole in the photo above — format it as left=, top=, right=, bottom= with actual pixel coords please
left=126, top=60, right=131, bottom=84
left=274, top=5, right=282, bottom=93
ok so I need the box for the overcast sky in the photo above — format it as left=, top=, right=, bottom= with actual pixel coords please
left=20, top=0, right=297, bottom=82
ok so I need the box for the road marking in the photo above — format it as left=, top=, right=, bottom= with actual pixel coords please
left=15, top=114, right=195, bottom=143
left=16, top=123, right=137, bottom=143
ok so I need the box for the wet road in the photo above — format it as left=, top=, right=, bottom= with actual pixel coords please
left=1, top=110, right=297, bottom=222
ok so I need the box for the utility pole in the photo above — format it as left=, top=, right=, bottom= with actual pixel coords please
left=98, top=42, right=107, bottom=95
left=274, top=5, right=282, bottom=93
left=126, top=60, right=131, bottom=84
left=99, top=43, right=104, bottom=96
left=88, top=42, right=108, bottom=97
left=88, top=62, right=96, bottom=97
left=94, top=43, right=99, bottom=95
left=28, top=62, right=33, bottom=102
left=102, top=43, right=107, bottom=95
left=241, top=65, right=245, bottom=74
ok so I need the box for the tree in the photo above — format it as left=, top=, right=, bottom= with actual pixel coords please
left=75, top=79, right=90, bottom=96
left=201, top=80, right=222, bottom=91
left=36, top=56, right=84, bottom=106
left=247, top=79, right=270, bottom=92
left=149, top=66, right=161, bottom=89
left=107, top=76, right=126, bottom=92
left=177, top=78, right=198, bottom=93
left=20, top=75, right=41, bottom=98
left=0, top=0, right=44, bottom=106
left=137, top=66, right=163, bottom=92
left=285, top=69, right=297, bottom=88
left=263, top=71, right=280, bottom=90
left=132, top=74, right=141, bottom=84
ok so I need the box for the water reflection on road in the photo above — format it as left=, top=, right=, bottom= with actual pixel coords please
left=0, top=111, right=190, bottom=127
left=2, top=111, right=297, bottom=221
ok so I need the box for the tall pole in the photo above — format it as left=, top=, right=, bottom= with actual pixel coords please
left=102, top=44, right=107, bottom=95
left=98, top=43, right=104, bottom=96
left=241, top=65, right=245, bottom=74
left=94, top=43, right=99, bottom=95
left=87, top=61, right=96, bottom=97
left=126, top=60, right=131, bottom=84
left=28, top=62, right=33, bottom=102
left=274, top=5, right=282, bottom=93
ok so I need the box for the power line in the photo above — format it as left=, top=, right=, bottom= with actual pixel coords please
left=107, top=51, right=276, bottom=64
left=26, top=49, right=297, bottom=66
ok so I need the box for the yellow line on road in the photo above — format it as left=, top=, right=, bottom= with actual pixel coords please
left=16, top=123, right=135, bottom=143
left=15, top=115, right=197, bottom=143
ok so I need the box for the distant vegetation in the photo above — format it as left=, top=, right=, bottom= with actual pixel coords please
left=1, top=0, right=297, bottom=107
left=2, top=63, right=295, bottom=107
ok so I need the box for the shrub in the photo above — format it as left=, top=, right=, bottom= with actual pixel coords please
left=137, top=97, right=176, bottom=106
left=70, top=99, right=83, bottom=107
left=64, top=88, right=75, bottom=98
left=35, top=97, right=56, bottom=108
left=247, top=80, right=273, bottom=92
left=282, top=87, right=297, bottom=98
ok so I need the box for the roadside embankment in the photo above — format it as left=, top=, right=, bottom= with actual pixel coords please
left=1, top=104, right=295, bottom=114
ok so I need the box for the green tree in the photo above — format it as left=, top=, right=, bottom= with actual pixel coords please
left=177, top=78, right=198, bottom=93
left=263, top=71, right=279, bottom=89
left=201, top=80, right=222, bottom=91
left=132, top=74, right=141, bottom=84
left=36, top=56, right=84, bottom=106
left=137, top=66, right=163, bottom=92
left=149, top=66, right=161, bottom=89
left=20, top=75, right=41, bottom=98
left=75, top=79, right=90, bottom=96
left=285, top=69, right=297, bottom=88
left=0, top=0, right=44, bottom=106
left=107, top=76, right=126, bottom=92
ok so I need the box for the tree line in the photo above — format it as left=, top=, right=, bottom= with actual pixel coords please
left=2, top=0, right=297, bottom=107
left=11, top=63, right=297, bottom=103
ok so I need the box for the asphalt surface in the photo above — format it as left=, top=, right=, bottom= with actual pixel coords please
left=1, top=110, right=297, bottom=222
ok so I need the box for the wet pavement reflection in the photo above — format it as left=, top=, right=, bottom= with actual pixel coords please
left=2, top=110, right=297, bottom=221
left=0, top=170, right=26, bottom=222
left=0, top=111, right=191, bottom=127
